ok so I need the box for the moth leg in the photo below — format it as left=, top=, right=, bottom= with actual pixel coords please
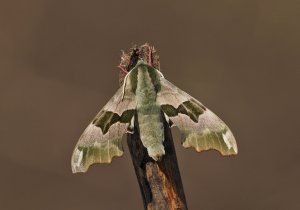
left=126, top=116, right=135, bottom=134
left=121, top=73, right=130, bottom=101
left=163, top=113, right=174, bottom=127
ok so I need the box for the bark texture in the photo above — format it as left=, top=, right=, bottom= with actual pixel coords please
left=127, top=112, right=188, bottom=210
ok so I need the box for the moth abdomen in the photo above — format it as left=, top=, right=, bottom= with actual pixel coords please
left=138, top=111, right=165, bottom=161
left=147, top=143, right=165, bottom=161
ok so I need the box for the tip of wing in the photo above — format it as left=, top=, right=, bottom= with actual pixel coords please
left=71, top=159, right=115, bottom=174
left=182, top=129, right=238, bottom=156
left=71, top=147, right=123, bottom=173
left=221, top=129, right=238, bottom=155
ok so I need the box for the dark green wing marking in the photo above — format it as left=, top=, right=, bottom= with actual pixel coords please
left=93, top=109, right=135, bottom=134
left=161, top=99, right=205, bottom=123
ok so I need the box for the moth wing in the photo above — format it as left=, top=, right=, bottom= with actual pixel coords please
left=71, top=86, right=136, bottom=173
left=157, top=77, right=237, bottom=156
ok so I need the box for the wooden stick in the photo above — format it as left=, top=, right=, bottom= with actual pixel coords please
left=127, top=112, right=188, bottom=210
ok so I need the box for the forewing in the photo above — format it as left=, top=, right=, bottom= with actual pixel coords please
left=71, top=86, right=135, bottom=173
left=157, top=77, right=237, bottom=156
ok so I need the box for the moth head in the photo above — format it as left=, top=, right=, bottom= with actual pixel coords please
left=127, top=48, right=140, bottom=71
left=118, top=43, right=160, bottom=85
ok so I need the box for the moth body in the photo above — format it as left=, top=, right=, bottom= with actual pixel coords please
left=134, top=63, right=165, bottom=160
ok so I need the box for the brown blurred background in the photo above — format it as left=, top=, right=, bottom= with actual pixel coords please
left=0, top=0, right=299, bottom=209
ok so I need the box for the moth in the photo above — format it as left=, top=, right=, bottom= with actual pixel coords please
left=71, top=46, right=238, bottom=173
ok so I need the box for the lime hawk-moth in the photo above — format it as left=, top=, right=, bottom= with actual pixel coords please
left=71, top=44, right=238, bottom=173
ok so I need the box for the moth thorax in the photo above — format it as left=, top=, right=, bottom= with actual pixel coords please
left=136, top=80, right=157, bottom=105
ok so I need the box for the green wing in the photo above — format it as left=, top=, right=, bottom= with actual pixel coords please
left=71, top=86, right=136, bottom=173
left=157, top=77, right=237, bottom=156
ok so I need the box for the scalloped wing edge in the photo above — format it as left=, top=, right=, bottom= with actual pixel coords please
left=72, top=140, right=124, bottom=173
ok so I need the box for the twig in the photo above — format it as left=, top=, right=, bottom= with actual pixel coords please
left=127, top=112, right=188, bottom=210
